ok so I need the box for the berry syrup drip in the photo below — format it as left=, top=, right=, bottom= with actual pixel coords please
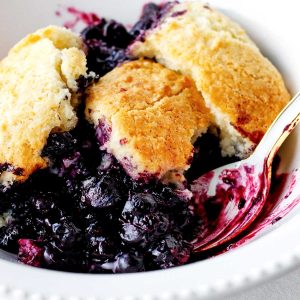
left=56, top=7, right=101, bottom=30
left=191, top=161, right=268, bottom=250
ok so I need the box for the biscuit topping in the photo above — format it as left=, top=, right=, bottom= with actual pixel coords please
left=131, top=1, right=290, bottom=158
left=0, top=26, right=87, bottom=185
left=85, top=59, right=211, bottom=181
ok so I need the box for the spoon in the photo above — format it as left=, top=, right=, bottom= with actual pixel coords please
left=192, top=92, right=300, bottom=251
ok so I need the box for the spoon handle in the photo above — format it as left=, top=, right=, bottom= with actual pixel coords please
left=253, top=92, right=300, bottom=169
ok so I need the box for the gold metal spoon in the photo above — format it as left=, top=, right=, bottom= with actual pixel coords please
left=192, top=92, right=300, bottom=251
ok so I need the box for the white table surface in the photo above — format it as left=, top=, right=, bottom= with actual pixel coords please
left=224, top=267, right=300, bottom=300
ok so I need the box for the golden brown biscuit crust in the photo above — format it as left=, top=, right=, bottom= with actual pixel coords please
left=131, top=2, right=290, bottom=154
left=85, top=59, right=211, bottom=180
left=0, top=26, right=87, bottom=185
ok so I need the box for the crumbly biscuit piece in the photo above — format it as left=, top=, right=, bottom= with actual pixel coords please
left=131, top=2, right=290, bottom=157
left=0, top=26, right=87, bottom=185
left=85, top=59, right=211, bottom=181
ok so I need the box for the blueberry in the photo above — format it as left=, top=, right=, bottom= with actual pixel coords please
left=120, top=213, right=169, bottom=245
left=95, top=120, right=111, bottom=146
left=87, top=235, right=117, bottom=259
left=173, top=208, right=197, bottom=231
left=82, top=19, right=133, bottom=48
left=77, top=73, right=98, bottom=92
left=84, top=213, right=99, bottom=224
left=81, top=174, right=124, bottom=209
left=85, top=221, right=104, bottom=238
left=120, top=223, right=144, bottom=244
left=51, top=218, right=82, bottom=249
left=122, top=193, right=158, bottom=218
left=35, top=226, right=48, bottom=242
left=43, top=244, right=59, bottom=267
left=136, top=213, right=169, bottom=237
left=0, top=194, right=11, bottom=214
left=158, top=187, right=187, bottom=210
left=130, top=2, right=174, bottom=39
left=30, top=191, right=58, bottom=215
left=9, top=196, right=27, bottom=219
left=185, top=131, right=239, bottom=181
left=41, top=132, right=77, bottom=161
left=97, top=153, right=113, bottom=172
left=18, top=239, right=44, bottom=267
left=130, top=3, right=161, bottom=37
left=108, top=49, right=128, bottom=64
left=102, top=20, right=133, bottom=48
left=81, top=24, right=103, bottom=40
left=88, top=259, right=114, bottom=273
left=81, top=18, right=133, bottom=76
left=64, top=178, right=81, bottom=200
left=61, top=152, right=90, bottom=179
left=149, top=235, right=191, bottom=269
left=0, top=223, right=24, bottom=251
left=113, top=252, right=145, bottom=273
left=97, top=236, right=116, bottom=257
left=42, top=206, right=65, bottom=228
left=43, top=242, right=85, bottom=271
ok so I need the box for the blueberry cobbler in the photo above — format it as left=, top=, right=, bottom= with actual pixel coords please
left=0, top=1, right=290, bottom=273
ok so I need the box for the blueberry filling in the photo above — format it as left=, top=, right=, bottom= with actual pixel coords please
left=81, top=18, right=133, bottom=76
left=0, top=120, right=204, bottom=273
left=129, top=2, right=178, bottom=41
left=81, top=2, right=177, bottom=77
left=186, top=131, right=239, bottom=182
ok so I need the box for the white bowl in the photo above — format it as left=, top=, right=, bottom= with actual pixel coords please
left=0, top=0, right=300, bottom=299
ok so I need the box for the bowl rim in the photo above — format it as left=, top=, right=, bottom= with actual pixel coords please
left=0, top=0, right=300, bottom=299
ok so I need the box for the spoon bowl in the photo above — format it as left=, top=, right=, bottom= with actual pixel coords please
left=192, top=92, right=300, bottom=251
left=191, top=158, right=268, bottom=250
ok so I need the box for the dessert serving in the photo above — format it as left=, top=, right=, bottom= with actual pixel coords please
left=0, top=1, right=290, bottom=274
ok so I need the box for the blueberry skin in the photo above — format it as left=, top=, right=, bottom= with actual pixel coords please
left=51, top=217, right=82, bottom=249
left=149, top=235, right=192, bottom=269
left=81, top=175, right=124, bottom=209
left=81, top=18, right=133, bottom=76
left=122, top=193, right=159, bottom=218
left=41, top=132, right=77, bottom=161
left=0, top=223, right=24, bottom=251
left=113, top=252, right=145, bottom=273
